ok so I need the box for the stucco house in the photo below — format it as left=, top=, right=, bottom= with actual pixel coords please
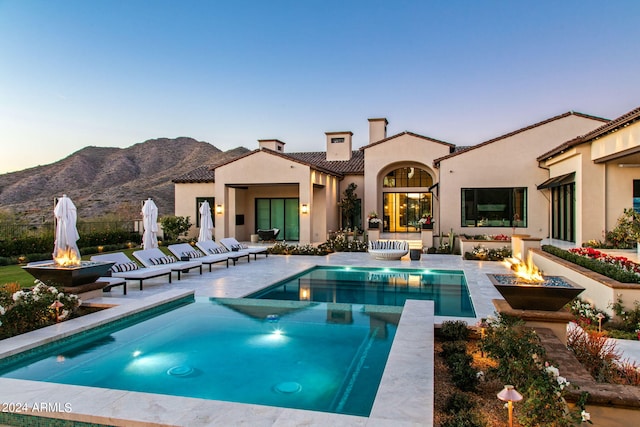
left=537, top=106, right=640, bottom=245
left=173, top=108, right=639, bottom=246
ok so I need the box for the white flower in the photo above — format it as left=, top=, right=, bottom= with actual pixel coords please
left=581, top=410, right=590, bottom=422
left=545, top=365, right=560, bottom=378
left=58, top=293, right=64, bottom=299
left=476, top=371, right=484, bottom=379
left=59, top=310, right=70, bottom=320
left=556, top=376, right=569, bottom=389
left=0, top=305, right=5, bottom=316
left=12, top=290, right=25, bottom=302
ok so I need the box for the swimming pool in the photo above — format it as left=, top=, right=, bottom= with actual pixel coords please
left=247, top=266, right=476, bottom=317
left=0, top=295, right=401, bottom=417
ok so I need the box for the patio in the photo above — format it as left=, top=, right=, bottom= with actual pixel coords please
left=1, top=250, right=639, bottom=425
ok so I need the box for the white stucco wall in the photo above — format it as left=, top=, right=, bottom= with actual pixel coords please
left=438, top=114, right=605, bottom=239
left=362, top=134, right=450, bottom=229
left=174, top=182, right=214, bottom=239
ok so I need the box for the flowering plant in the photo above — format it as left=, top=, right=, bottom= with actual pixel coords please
left=418, top=214, right=433, bottom=225
left=569, top=247, right=640, bottom=276
left=0, top=280, right=81, bottom=339
left=367, top=212, right=382, bottom=224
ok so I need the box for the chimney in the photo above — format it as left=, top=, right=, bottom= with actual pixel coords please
left=368, top=118, right=388, bottom=144
left=325, top=132, right=353, bottom=161
left=258, top=139, right=285, bottom=152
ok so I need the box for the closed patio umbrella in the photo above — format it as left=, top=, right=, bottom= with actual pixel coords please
left=198, top=200, right=214, bottom=242
left=142, top=198, right=159, bottom=250
left=53, top=194, right=81, bottom=266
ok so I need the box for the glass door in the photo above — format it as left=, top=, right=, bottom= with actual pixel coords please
left=255, top=198, right=299, bottom=240
left=383, top=192, right=432, bottom=232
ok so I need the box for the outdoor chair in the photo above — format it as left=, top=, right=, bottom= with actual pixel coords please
left=220, top=237, right=269, bottom=260
left=195, top=240, right=250, bottom=265
left=257, top=228, right=280, bottom=241
left=367, top=240, right=409, bottom=260
left=132, top=248, right=203, bottom=280
left=168, top=242, right=231, bottom=271
left=91, top=252, right=172, bottom=291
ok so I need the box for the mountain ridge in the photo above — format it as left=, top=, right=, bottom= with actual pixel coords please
left=0, top=137, right=249, bottom=223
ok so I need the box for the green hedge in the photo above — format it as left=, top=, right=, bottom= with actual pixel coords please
left=542, top=245, right=640, bottom=283
left=0, top=231, right=139, bottom=259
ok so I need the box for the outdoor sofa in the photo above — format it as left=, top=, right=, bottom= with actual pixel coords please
left=195, top=240, right=250, bottom=265
left=367, top=240, right=409, bottom=260
left=219, top=237, right=269, bottom=260
left=167, top=243, right=232, bottom=271
left=132, top=248, right=203, bottom=280
left=91, top=252, right=172, bottom=291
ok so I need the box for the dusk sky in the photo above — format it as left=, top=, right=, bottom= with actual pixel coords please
left=2, top=0, right=640, bottom=174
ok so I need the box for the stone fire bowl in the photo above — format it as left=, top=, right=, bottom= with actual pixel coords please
left=488, top=274, right=585, bottom=311
left=23, top=261, right=115, bottom=288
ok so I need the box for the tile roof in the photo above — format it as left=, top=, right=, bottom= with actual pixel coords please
left=286, top=151, right=365, bottom=175
left=172, top=165, right=215, bottom=183
left=174, top=149, right=365, bottom=183
left=537, top=106, right=640, bottom=161
left=361, top=131, right=454, bottom=151
left=433, top=111, right=609, bottom=166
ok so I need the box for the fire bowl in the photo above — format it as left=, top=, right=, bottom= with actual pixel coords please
left=487, top=274, right=584, bottom=311
left=23, top=261, right=115, bottom=288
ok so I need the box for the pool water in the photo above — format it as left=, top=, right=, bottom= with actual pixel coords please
left=0, top=297, right=401, bottom=417
left=247, top=266, right=475, bottom=317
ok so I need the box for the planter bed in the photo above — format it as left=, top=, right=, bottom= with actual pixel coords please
left=530, top=248, right=640, bottom=317
left=459, top=237, right=510, bottom=257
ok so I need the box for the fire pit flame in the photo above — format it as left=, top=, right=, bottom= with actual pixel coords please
left=54, top=247, right=81, bottom=267
left=506, top=254, right=544, bottom=283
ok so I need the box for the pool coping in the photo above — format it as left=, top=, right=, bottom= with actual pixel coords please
left=0, top=289, right=434, bottom=426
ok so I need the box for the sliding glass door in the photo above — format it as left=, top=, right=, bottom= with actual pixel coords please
left=256, top=198, right=299, bottom=240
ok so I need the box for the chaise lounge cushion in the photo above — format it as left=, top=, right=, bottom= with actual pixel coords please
left=91, top=252, right=172, bottom=290
left=368, top=240, right=409, bottom=260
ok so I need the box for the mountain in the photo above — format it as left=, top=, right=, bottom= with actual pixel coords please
left=0, top=137, right=249, bottom=223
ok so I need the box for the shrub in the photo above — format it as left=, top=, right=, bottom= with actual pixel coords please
left=159, top=216, right=192, bottom=241
left=463, top=245, right=511, bottom=261
left=0, top=281, right=81, bottom=339
left=610, top=296, right=640, bottom=333
left=319, top=232, right=367, bottom=252
left=441, top=410, right=487, bottom=427
left=445, top=391, right=476, bottom=414
left=481, top=314, right=589, bottom=426
left=441, top=340, right=468, bottom=360
left=448, top=353, right=479, bottom=392
left=604, top=208, right=640, bottom=248
left=542, top=245, right=640, bottom=283
left=440, top=320, right=469, bottom=341
left=567, top=325, right=622, bottom=383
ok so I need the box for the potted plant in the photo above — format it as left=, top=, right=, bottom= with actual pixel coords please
left=419, top=214, right=434, bottom=230
left=368, top=212, right=382, bottom=229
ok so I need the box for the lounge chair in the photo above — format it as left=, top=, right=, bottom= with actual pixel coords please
left=91, top=252, right=172, bottom=291
left=168, top=243, right=231, bottom=272
left=368, top=240, right=409, bottom=260
left=196, top=240, right=250, bottom=265
left=257, top=228, right=279, bottom=241
left=132, top=248, right=203, bottom=280
left=219, top=237, right=269, bottom=260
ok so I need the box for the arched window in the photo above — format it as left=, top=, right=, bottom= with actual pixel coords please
left=383, top=167, right=433, bottom=188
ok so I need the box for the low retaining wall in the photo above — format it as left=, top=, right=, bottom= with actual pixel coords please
left=529, top=248, right=640, bottom=317
left=459, top=238, right=510, bottom=256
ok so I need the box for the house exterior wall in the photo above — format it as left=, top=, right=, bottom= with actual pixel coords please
left=362, top=134, right=449, bottom=227
left=174, top=182, right=214, bottom=239
left=438, top=115, right=605, bottom=239
left=543, top=120, right=640, bottom=244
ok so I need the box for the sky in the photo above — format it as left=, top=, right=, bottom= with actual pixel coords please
left=1, top=0, right=640, bottom=174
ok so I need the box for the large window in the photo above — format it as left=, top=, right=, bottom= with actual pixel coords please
left=461, top=188, right=527, bottom=227
left=383, top=167, right=433, bottom=188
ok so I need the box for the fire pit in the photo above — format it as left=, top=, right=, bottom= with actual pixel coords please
left=488, top=274, right=584, bottom=311
left=23, top=261, right=115, bottom=289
